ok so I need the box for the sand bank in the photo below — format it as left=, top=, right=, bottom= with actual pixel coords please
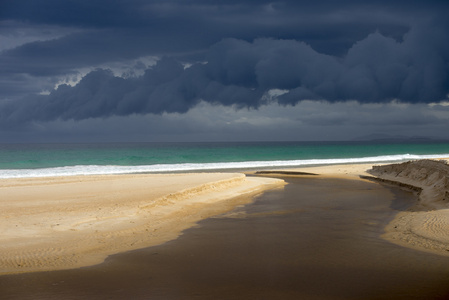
left=257, top=160, right=449, bottom=257
left=249, top=163, right=375, bottom=180
left=0, top=173, right=284, bottom=274
left=368, top=159, right=449, bottom=256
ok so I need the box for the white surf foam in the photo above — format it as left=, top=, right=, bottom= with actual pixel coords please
left=1, top=153, right=448, bottom=178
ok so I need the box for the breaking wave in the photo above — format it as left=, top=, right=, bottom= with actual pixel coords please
left=1, top=153, right=448, bottom=179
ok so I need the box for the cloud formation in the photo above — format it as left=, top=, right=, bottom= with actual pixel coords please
left=1, top=24, right=448, bottom=125
left=1, top=0, right=448, bottom=140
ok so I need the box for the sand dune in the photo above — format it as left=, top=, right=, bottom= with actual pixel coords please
left=369, top=159, right=449, bottom=255
left=0, top=173, right=284, bottom=274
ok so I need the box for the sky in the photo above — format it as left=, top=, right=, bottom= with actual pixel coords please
left=1, top=0, right=449, bottom=142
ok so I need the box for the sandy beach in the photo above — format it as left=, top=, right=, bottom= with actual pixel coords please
left=252, top=160, right=449, bottom=260
left=3, top=160, right=449, bottom=299
left=2, top=159, right=449, bottom=277
left=0, top=173, right=284, bottom=274
left=283, top=159, right=449, bottom=257
left=4, top=164, right=449, bottom=299
left=367, top=158, right=449, bottom=256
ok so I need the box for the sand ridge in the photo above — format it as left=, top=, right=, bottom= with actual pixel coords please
left=368, top=159, right=449, bottom=255
left=0, top=173, right=284, bottom=274
left=250, top=163, right=375, bottom=180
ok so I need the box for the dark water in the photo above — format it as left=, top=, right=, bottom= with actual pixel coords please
left=2, top=176, right=449, bottom=299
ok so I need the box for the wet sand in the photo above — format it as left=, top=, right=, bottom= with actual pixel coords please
left=2, top=174, right=449, bottom=299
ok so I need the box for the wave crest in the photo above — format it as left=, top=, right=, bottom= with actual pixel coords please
left=1, top=153, right=448, bottom=178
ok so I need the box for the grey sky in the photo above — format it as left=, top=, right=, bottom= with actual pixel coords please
left=1, top=0, right=448, bottom=142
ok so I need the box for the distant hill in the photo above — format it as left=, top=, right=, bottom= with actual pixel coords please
left=352, top=134, right=442, bottom=142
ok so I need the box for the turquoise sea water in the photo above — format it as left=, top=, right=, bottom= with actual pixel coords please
left=1, top=141, right=449, bottom=178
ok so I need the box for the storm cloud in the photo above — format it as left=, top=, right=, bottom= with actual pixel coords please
left=1, top=25, right=449, bottom=125
left=1, top=0, right=448, bottom=140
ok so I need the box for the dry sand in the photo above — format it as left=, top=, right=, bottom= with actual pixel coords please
left=248, top=163, right=377, bottom=184
left=0, top=173, right=284, bottom=274
left=275, top=163, right=375, bottom=178
left=368, top=159, right=449, bottom=256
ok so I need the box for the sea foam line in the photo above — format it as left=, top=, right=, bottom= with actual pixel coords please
left=0, top=153, right=448, bottom=179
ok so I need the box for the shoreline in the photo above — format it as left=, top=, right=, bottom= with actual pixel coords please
left=2, top=159, right=449, bottom=275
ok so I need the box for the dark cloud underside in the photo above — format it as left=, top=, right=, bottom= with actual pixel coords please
left=0, top=0, right=448, bottom=140
left=1, top=25, right=449, bottom=125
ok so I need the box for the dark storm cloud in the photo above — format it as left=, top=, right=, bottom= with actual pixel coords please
left=1, top=22, right=449, bottom=125
left=1, top=0, right=437, bottom=78
left=1, top=0, right=449, bottom=127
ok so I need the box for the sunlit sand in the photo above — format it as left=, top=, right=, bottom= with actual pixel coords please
left=0, top=173, right=283, bottom=274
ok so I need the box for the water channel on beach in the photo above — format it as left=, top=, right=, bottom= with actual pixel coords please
left=2, top=175, right=449, bottom=299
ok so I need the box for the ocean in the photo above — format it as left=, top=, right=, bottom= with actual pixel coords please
left=1, top=141, right=449, bottom=178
